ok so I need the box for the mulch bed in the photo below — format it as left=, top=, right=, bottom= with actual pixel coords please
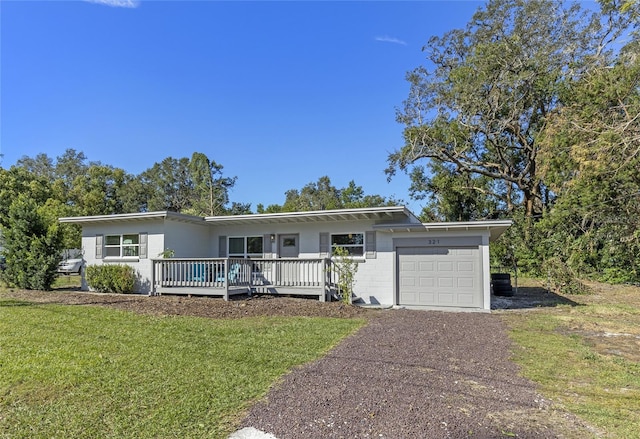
left=2, top=287, right=594, bottom=438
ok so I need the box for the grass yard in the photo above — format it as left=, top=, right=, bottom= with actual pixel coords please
left=502, top=280, right=640, bottom=439
left=0, top=296, right=365, bottom=438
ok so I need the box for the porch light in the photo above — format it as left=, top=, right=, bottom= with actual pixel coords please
left=270, top=234, right=276, bottom=242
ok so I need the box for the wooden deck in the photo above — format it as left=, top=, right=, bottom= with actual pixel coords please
left=151, top=258, right=334, bottom=301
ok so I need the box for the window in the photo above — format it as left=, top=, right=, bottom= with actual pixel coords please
left=331, top=233, right=364, bottom=256
left=105, top=234, right=139, bottom=258
left=229, top=236, right=263, bottom=258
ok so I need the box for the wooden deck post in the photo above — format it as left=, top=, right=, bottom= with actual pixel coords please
left=320, top=258, right=328, bottom=302
left=223, top=258, right=230, bottom=301
left=150, top=260, right=156, bottom=296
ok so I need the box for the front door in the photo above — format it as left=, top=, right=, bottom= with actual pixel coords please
left=279, top=234, right=299, bottom=258
left=278, top=234, right=300, bottom=285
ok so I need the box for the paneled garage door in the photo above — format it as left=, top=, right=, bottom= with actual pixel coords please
left=398, top=246, right=481, bottom=308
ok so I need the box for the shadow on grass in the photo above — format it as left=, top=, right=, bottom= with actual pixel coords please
left=0, top=299, right=35, bottom=307
left=492, top=286, right=584, bottom=310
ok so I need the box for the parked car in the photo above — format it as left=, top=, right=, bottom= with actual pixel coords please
left=58, top=258, right=83, bottom=275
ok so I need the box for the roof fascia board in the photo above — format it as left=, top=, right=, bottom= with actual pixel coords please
left=373, top=219, right=513, bottom=242
left=204, top=206, right=415, bottom=225
left=59, top=211, right=205, bottom=225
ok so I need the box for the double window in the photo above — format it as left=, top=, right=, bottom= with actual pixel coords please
left=331, top=233, right=364, bottom=256
left=105, top=234, right=139, bottom=258
left=229, top=236, right=263, bottom=258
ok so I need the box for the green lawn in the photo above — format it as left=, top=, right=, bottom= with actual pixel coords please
left=502, top=281, right=640, bottom=439
left=0, top=298, right=365, bottom=438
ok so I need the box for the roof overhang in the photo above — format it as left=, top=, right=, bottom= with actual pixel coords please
left=59, top=211, right=206, bottom=226
left=204, top=206, right=420, bottom=226
left=373, top=219, right=513, bottom=242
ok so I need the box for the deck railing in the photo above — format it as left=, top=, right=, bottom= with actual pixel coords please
left=151, top=258, right=332, bottom=300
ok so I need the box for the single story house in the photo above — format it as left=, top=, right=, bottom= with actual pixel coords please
left=59, top=206, right=511, bottom=311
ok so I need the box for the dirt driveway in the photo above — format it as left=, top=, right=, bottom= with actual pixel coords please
left=2, top=287, right=594, bottom=438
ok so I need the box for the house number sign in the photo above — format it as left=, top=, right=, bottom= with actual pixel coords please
left=426, top=239, right=440, bottom=245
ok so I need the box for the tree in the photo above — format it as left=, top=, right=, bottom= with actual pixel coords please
left=536, top=15, right=640, bottom=282
left=256, top=203, right=284, bottom=214
left=0, top=194, right=63, bottom=290
left=139, top=157, right=195, bottom=212
left=282, top=176, right=342, bottom=212
left=387, top=0, right=624, bottom=219
left=408, top=162, right=503, bottom=222
left=227, top=202, right=253, bottom=215
left=0, top=167, right=52, bottom=228
left=279, top=176, right=400, bottom=212
left=16, top=153, right=55, bottom=181
left=188, top=152, right=237, bottom=216
left=68, top=165, right=133, bottom=216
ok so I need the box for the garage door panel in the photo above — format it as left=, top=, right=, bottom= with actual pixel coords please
left=419, top=277, right=434, bottom=287
left=419, top=292, right=436, bottom=304
left=401, top=278, right=416, bottom=288
left=437, top=261, right=454, bottom=271
left=438, top=293, right=455, bottom=305
left=401, top=261, right=417, bottom=271
left=398, top=246, right=481, bottom=308
left=457, top=293, right=475, bottom=306
left=419, top=261, right=435, bottom=271
left=457, top=261, right=474, bottom=271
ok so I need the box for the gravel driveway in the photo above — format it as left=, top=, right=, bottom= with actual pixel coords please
left=239, top=309, right=593, bottom=438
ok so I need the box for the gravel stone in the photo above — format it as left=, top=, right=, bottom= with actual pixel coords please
left=240, top=310, right=594, bottom=438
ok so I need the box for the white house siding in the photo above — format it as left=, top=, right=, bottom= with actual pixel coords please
left=163, top=219, right=211, bottom=258
left=210, top=219, right=393, bottom=303
left=80, top=219, right=166, bottom=293
left=210, top=220, right=381, bottom=259
left=80, top=218, right=211, bottom=294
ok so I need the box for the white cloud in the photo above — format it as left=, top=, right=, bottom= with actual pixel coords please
left=375, top=35, right=407, bottom=46
left=84, top=0, right=141, bottom=8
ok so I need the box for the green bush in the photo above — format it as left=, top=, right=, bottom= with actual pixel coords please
left=543, top=257, right=592, bottom=295
left=85, top=264, right=136, bottom=294
left=328, top=246, right=359, bottom=304
left=0, top=195, right=63, bottom=291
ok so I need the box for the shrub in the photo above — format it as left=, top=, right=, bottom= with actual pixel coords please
left=328, top=246, right=359, bottom=304
left=86, top=264, right=136, bottom=294
left=0, top=195, right=63, bottom=291
left=543, top=257, right=592, bottom=295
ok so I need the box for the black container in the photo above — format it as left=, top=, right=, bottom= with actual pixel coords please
left=491, top=273, right=514, bottom=296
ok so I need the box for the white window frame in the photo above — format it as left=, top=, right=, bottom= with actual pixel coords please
left=331, top=233, right=364, bottom=256
left=104, top=234, right=140, bottom=259
left=228, top=236, right=263, bottom=258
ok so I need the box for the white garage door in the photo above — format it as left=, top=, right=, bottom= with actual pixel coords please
left=398, top=246, right=481, bottom=308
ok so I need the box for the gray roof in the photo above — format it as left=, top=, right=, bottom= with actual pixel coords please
left=204, top=206, right=421, bottom=226
left=58, top=211, right=205, bottom=225
left=373, top=219, right=513, bottom=242
left=58, top=207, right=512, bottom=241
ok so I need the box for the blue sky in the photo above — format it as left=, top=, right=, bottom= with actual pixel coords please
left=1, top=0, right=484, bottom=213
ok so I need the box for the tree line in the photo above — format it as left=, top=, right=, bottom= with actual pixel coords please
left=0, top=150, right=397, bottom=289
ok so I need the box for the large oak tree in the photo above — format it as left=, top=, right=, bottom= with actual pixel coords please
left=387, top=0, right=634, bottom=220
